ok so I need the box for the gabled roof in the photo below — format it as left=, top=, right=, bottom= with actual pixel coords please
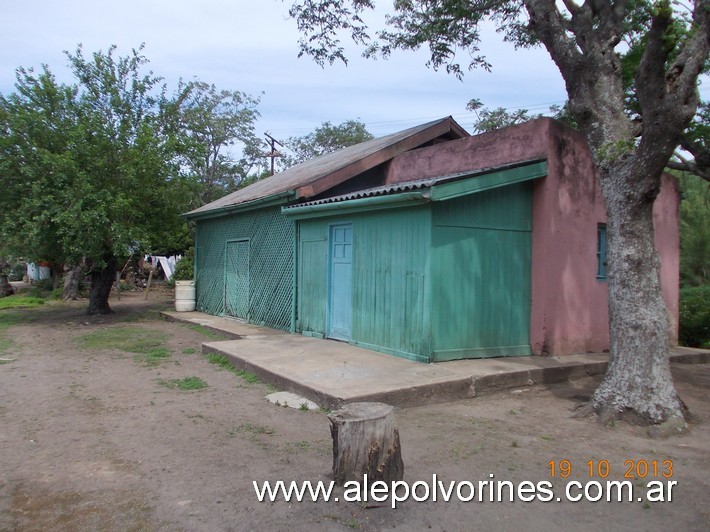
left=185, top=116, right=468, bottom=218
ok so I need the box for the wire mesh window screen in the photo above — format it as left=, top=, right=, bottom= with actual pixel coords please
left=195, top=206, right=294, bottom=331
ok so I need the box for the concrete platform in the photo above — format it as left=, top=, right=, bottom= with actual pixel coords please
left=162, top=311, right=710, bottom=409
left=162, top=310, right=287, bottom=339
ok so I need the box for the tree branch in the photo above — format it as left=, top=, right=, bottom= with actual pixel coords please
left=525, top=0, right=583, bottom=80
left=667, top=153, right=710, bottom=181
left=636, top=0, right=710, bottom=173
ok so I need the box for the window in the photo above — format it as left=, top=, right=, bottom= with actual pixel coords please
left=597, top=223, right=607, bottom=280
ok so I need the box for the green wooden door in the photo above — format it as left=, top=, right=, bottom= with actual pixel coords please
left=328, top=223, right=353, bottom=340
left=225, top=240, right=249, bottom=319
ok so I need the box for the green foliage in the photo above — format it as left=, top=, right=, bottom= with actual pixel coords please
left=172, top=247, right=195, bottom=281
left=0, top=46, right=187, bottom=268
left=0, top=296, right=45, bottom=310
left=206, top=352, right=261, bottom=383
left=138, top=347, right=172, bottom=365
left=7, top=263, right=26, bottom=282
left=679, top=285, right=710, bottom=348
left=158, top=376, right=207, bottom=390
left=279, top=120, right=374, bottom=169
left=77, top=325, right=168, bottom=354
left=467, top=99, right=544, bottom=133
left=173, top=80, right=263, bottom=207
left=0, top=45, right=262, bottom=312
left=679, top=174, right=710, bottom=286
left=187, top=324, right=228, bottom=340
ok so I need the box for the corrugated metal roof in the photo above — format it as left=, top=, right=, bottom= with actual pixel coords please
left=284, top=177, right=442, bottom=208
left=185, top=117, right=468, bottom=218
left=284, top=160, right=545, bottom=209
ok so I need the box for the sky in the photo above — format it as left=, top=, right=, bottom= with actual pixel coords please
left=3, top=1, right=575, bottom=142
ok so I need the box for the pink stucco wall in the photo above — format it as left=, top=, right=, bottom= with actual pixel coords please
left=530, top=120, right=610, bottom=355
left=388, top=118, right=680, bottom=356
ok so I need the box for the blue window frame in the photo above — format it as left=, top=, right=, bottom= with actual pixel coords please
left=597, top=224, right=608, bottom=280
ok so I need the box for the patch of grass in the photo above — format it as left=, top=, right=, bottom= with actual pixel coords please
left=135, top=347, right=172, bottom=366
left=229, top=423, right=276, bottom=437
left=237, top=370, right=261, bottom=384
left=77, top=326, right=168, bottom=353
left=0, top=311, right=28, bottom=355
left=158, top=376, right=207, bottom=390
left=118, top=309, right=162, bottom=323
left=0, top=296, right=45, bottom=310
left=78, top=326, right=174, bottom=366
left=206, top=353, right=261, bottom=384
left=299, top=402, right=310, bottom=411
left=182, top=347, right=197, bottom=355
left=188, top=324, right=228, bottom=340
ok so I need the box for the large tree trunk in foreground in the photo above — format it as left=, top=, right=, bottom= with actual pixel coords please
left=523, top=0, right=709, bottom=427
left=329, top=402, right=404, bottom=485
left=590, top=160, right=685, bottom=425
left=86, top=255, right=116, bottom=315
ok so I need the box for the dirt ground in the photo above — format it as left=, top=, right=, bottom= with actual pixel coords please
left=0, top=291, right=708, bottom=532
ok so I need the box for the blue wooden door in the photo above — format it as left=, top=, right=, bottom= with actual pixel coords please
left=328, top=224, right=352, bottom=341
left=225, top=240, right=249, bottom=319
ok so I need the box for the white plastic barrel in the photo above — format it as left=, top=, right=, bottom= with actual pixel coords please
left=174, top=280, right=196, bottom=312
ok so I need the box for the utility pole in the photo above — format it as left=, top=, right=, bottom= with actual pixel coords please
left=264, top=133, right=283, bottom=176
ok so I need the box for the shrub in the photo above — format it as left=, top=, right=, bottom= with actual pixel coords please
left=679, top=285, right=710, bottom=348
left=173, top=247, right=194, bottom=281
left=9, top=263, right=26, bottom=282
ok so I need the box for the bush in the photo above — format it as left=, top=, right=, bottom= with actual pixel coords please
left=679, top=285, right=710, bottom=348
left=173, top=247, right=194, bottom=281
left=9, top=263, right=26, bottom=282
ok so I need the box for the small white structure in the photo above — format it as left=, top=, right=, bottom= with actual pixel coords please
left=27, top=263, right=51, bottom=281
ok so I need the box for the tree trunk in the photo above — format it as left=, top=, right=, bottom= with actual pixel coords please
left=328, top=402, right=404, bottom=485
left=591, top=161, right=685, bottom=425
left=86, top=255, right=116, bottom=315
left=63, top=264, right=83, bottom=301
left=0, top=275, right=14, bottom=298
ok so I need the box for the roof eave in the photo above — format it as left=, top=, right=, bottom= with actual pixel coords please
left=183, top=190, right=296, bottom=221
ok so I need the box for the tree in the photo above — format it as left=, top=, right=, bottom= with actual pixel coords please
left=173, top=81, right=263, bottom=207
left=466, top=98, right=545, bottom=133
left=679, top=173, right=710, bottom=286
left=288, top=0, right=710, bottom=425
left=278, top=119, right=374, bottom=169
left=0, top=45, right=189, bottom=314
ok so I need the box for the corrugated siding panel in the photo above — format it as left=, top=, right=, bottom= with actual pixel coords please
left=297, top=206, right=432, bottom=361
left=352, top=207, right=432, bottom=360
left=195, top=206, right=294, bottom=330
left=431, top=182, right=533, bottom=359
left=297, top=224, right=328, bottom=335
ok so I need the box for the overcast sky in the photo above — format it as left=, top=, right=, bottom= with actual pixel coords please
left=2, top=1, right=593, bottom=141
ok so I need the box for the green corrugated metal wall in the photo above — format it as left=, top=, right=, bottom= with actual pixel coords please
left=431, top=181, right=533, bottom=360
left=195, top=206, right=294, bottom=330
left=296, top=181, right=533, bottom=361
left=297, top=206, right=432, bottom=361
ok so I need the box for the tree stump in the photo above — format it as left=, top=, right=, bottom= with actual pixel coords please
left=328, top=402, right=404, bottom=485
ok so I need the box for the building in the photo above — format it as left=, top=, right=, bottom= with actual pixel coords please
left=185, top=117, right=679, bottom=362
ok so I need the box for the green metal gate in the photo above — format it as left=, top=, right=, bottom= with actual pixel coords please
left=225, top=240, right=249, bottom=319
left=194, top=206, right=294, bottom=330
